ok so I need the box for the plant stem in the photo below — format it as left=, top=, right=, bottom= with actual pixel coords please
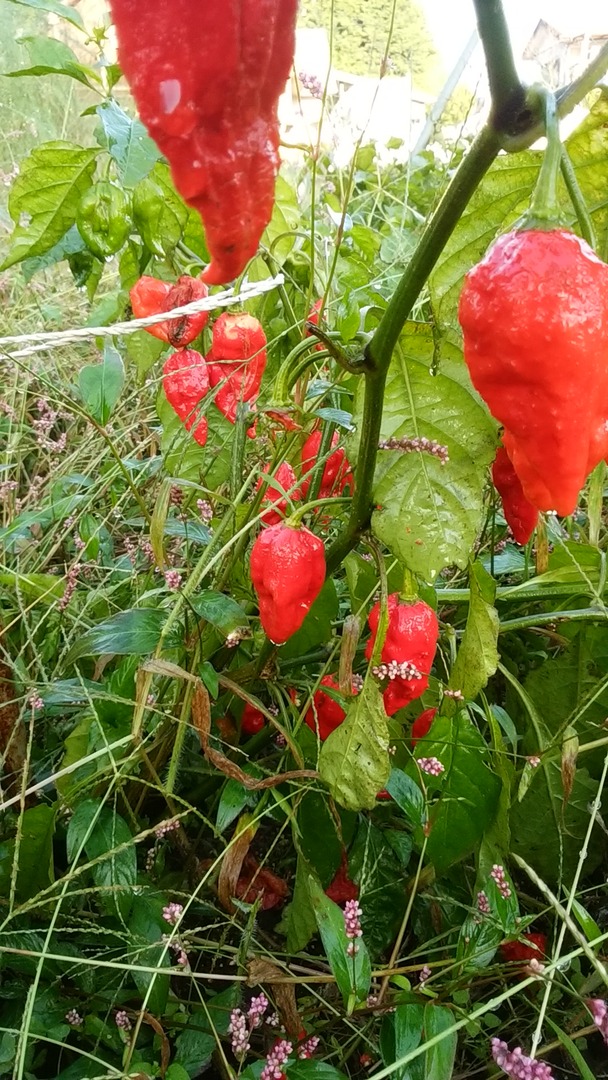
left=325, top=125, right=501, bottom=574
left=472, top=0, right=525, bottom=128
left=560, top=147, right=597, bottom=248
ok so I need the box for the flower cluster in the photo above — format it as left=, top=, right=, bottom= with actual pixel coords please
left=298, top=1035, right=320, bottom=1059
left=162, top=934, right=188, bottom=967
left=155, top=819, right=180, bottom=840
left=477, top=890, right=491, bottom=915
left=162, top=902, right=183, bottom=926
left=419, top=965, right=431, bottom=984
left=248, top=993, right=269, bottom=1028
left=115, top=1010, right=132, bottom=1032
left=526, top=756, right=541, bottom=768
left=491, top=864, right=512, bottom=899
left=32, top=398, right=69, bottom=452
left=228, top=1008, right=250, bottom=1056
left=344, top=898, right=363, bottom=957
left=164, top=569, right=182, bottom=591
left=58, top=564, right=81, bottom=611
left=491, top=1038, right=554, bottom=1079
left=588, top=998, right=608, bottom=1044
left=378, top=435, right=449, bottom=466
left=443, top=688, right=464, bottom=701
left=65, top=1009, right=83, bottom=1026
left=299, top=71, right=323, bottom=97
left=416, top=756, right=445, bottom=776
left=372, top=659, right=422, bottom=682
left=197, top=498, right=213, bottom=522
left=261, top=1038, right=293, bottom=1080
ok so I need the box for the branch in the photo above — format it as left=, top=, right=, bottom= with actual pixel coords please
left=472, top=0, right=526, bottom=128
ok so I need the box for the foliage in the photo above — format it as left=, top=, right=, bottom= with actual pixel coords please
left=0, top=5, right=607, bottom=1080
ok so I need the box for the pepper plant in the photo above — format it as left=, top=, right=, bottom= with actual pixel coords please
left=1, top=2, right=608, bottom=1079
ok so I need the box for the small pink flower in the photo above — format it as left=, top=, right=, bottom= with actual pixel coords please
left=261, top=1038, right=292, bottom=1080
left=164, top=569, right=182, bottom=591
left=162, top=902, right=183, bottom=925
left=491, top=1038, right=554, bottom=1079
left=527, top=755, right=541, bottom=768
left=588, top=998, right=608, bottom=1044
left=373, top=659, right=422, bottom=682
left=490, top=864, right=512, bottom=899
left=248, top=993, right=269, bottom=1028
left=298, top=1035, right=320, bottom=1059
left=416, top=756, right=444, bottom=776
left=228, top=1008, right=250, bottom=1056
left=115, top=1010, right=131, bottom=1031
left=419, top=964, right=431, bottom=983
left=65, top=1008, right=83, bottom=1026
left=477, top=890, right=491, bottom=915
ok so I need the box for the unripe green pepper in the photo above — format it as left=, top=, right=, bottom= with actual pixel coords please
left=76, top=181, right=131, bottom=259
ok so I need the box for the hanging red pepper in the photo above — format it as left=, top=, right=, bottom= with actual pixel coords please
left=250, top=522, right=325, bottom=644
left=206, top=312, right=267, bottom=423
left=365, top=595, right=439, bottom=716
left=304, top=674, right=358, bottom=740
left=325, top=850, right=359, bottom=903
left=300, top=430, right=354, bottom=499
left=256, top=461, right=301, bottom=526
left=241, top=702, right=266, bottom=736
left=130, top=274, right=209, bottom=347
left=411, top=707, right=438, bottom=747
left=109, top=0, right=298, bottom=284
left=492, top=445, right=539, bottom=545
left=162, top=350, right=209, bottom=445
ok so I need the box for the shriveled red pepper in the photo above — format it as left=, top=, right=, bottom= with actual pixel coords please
left=365, top=595, right=439, bottom=716
left=411, top=707, right=438, bottom=747
left=256, top=461, right=301, bottom=526
left=325, top=850, right=359, bottom=903
left=130, top=274, right=209, bottom=346
left=459, top=228, right=608, bottom=516
left=250, top=522, right=325, bottom=644
left=300, top=430, right=354, bottom=499
left=240, top=702, right=266, bottom=736
left=492, top=445, right=539, bottom=545
left=162, top=350, right=209, bottom=446
left=109, top=0, right=298, bottom=285
left=304, top=674, right=358, bottom=741
left=234, top=854, right=288, bottom=910
left=500, top=932, right=547, bottom=968
left=206, top=312, right=267, bottom=424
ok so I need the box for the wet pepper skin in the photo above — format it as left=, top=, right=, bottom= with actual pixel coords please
left=206, top=312, right=267, bottom=423
left=250, top=523, right=325, bottom=644
left=459, top=229, right=608, bottom=516
left=162, top=350, right=209, bottom=446
left=365, top=595, right=439, bottom=716
left=492, top=445, right=538, bottom=545
left=109, top=0, right=298, bottom=284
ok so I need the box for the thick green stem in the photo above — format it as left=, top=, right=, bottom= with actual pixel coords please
left=325, top=125, right=501, bottom=574
left=472, top=0, right=525, bottom=128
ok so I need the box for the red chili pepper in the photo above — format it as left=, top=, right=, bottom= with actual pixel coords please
left=492, top=445, right=539, bottom=545
left=365, top=595, right=439, bottom=716
left=109, top=0, right=298, bottom=284
left=305, top=298, right=326, bottom=351
left=241, top=702, right=266, bottom=736
left=375, top=790, right=392, bottom=800
left=130, top=274, right=209, bottom=346
left=304, top=674, right=358, bottom=741
left=162, top=350, right=209, bottom=445
left=234, top=853, right=288, bottom=910
left=459, top=228, right=608, bottom=516
left=300, top=430, right=354, bottom=499
left=256, top=461, right=301, bottom=525
left=500, top=932, right=547, bottom=966
left=206, top=312, right=267, bottom=423
left=325, top=850, right=359, bottom=903
left=250, top=522, right=325, bottom=644
left=411, top=707, right=438, bottom=747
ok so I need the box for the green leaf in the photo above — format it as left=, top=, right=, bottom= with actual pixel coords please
left=545, top=1018, right=596, bottom=1080
left=297, top=791, right=343, bottom=886
left=5, top=35, right=99, bottom=87
left=449, top=561, right=499, bottom=701
left=386, top=768, right=427, bottom=835
left=319, top=679, right=390, bottom=811
left=279, top=578, right=339, bottom=660
left=216, top=779, right=252, bottom=834
left=68, top=799, right=136, bottom=920
left=284, top=856, right=319, bottom=954
left=14, top=804, right=56, bottom=901
left=96, top=99, right=161, bottom=187
left=350, top=819, right=409, bottom=956
left=308, top=874, right=371, bottom=1008
left=165, top=1067, right=192, bottom=1080
left=78, top=343, right=125, bottom=424
left=128, top=896, right=171, bottom=1015
left=174, top=1019, right=216, bottom=1077
left=65, top=609, right=168, bottom=662
left=380, top=1003, right=424, bottom=1080
left=416, top=713, right=501, bottom=874
left=1, top=141, right=98, bottom=270
left=5, top=0, right=85, bottom=29
left=287, top=1065, right=349, bottom=1080
left=190, top=590, right=249, bottom=637
left=132, top=162, right=188, bottom=255
left=423, top=1003, right=457, bottom=1080
left=350, top=323, right=496, bottom=581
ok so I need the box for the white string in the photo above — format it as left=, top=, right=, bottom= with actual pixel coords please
left=0, top=274, right=284, bottom=360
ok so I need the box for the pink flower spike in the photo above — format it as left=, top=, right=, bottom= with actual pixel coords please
left=416, top=756, right=444, bottom=776
left=490, top=1038, right=555, bottom=1079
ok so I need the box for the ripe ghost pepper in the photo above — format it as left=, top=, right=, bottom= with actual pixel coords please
left=162, top=350, right=209, bottom=446
left=411, top=707, right=438, bottom=747
left=241, top=702, right=266, bottom=736
left=130, top=274, right=210, bottom=347
left=250, top=523, right=325, bottom=644
left=492, top=445, right=539, bottom=545
left=300, top=430, right=354, bottom=499
left=256, top=461, right=301, bottom=526
left=108, top=0, right=298, bottom=284
left=304, top=674, right=359, bottom=741
left=459, top=229, right=608, bottom=516
left=206, top=313, right=267, bottom=423
left=365, top=595, right=439, bottom=716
